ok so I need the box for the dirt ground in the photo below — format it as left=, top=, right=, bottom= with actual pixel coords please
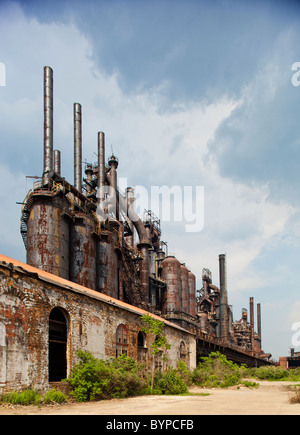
left=1, top=381, right=300, bottom=415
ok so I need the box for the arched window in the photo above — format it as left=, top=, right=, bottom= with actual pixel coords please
left=180, top=341, right=186, bottom=361
left=49, top=307, right=68, bottom=382
left=116, top=324, right=128, bottom=357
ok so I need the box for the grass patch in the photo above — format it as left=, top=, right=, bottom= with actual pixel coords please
left=0, top=389, right=41, bottom=406
left=241, top=380, right=259, bottom=388
left=248, top=366, right=300, bottom=382
left=0, top=388, right=68, bottom=406
left=43, top=389, right=67, bottom=404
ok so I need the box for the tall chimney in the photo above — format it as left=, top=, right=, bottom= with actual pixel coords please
left=108, top=154, right=119, bottom=220
left=43, top=66, right=53, bottom=185
left=97, top=131, right=105, bottom=204
left=54, top=149, right=61, bottom=176
left=74, top=103, right=82, bottom=192
left=219, top=253, right=228, bottom=342
left=249, top=297, right=254, bottom=349
left=257, top=302, right=261, bottom=346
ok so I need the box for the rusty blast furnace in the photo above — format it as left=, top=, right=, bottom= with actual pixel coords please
left=20, top=67, right=270, bottom=364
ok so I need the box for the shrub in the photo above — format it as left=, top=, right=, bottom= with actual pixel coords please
left=176, top=360, right=192, bottom=386
left=242, top=380, right=259, bottom=388
left=191, top=352, right=242, bottom=388
left=146, top=367, right=188, bottom=395
left=66, top=350, right=145, bottom=402
left=141, top=314, right=171, bottom=392
left=43, top=389, right=67, bottom=404
left=250, top=366, right=289, bottom=381
left=289, top=369, right=300, bottom=382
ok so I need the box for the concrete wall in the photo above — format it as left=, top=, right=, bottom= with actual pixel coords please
left=0, top=259, right=196, bottom=393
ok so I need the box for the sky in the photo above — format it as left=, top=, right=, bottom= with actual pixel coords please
left=0, top=0, right=300, bottom=360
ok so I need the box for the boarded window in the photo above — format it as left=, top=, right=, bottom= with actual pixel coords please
left=116, top=324, right=128, bottom=357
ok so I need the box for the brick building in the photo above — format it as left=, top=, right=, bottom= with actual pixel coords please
left=0, top=254, right=196, bottom=393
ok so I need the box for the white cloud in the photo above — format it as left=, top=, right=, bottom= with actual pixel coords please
left=0, top=3, right=297, bottom=314
left=0, top=163, right=28, bottom=261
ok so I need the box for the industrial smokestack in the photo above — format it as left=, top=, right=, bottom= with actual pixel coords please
left=219, top=253, right=228, bottom=342
left=257, top=303, right=261, bottom=341
left=250, top=297, right=254, bottom=349
left=54, top=150, right=61, bottom=176
left=43, top=66, right=54, bottom=185
left=108, top=154, right=119, bottom=219
left=98, top=131, right=105, bottom=204
left=74, top=103, right=82, bottom=192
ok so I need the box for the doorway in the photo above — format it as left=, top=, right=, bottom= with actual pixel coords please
left=49, top=308, right=68, bottom=382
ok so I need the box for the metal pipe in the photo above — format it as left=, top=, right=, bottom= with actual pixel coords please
left=250, top=297, right=254, bottom=348
left=181, top=263, right=189, bottom=314
left=108, top=154, right=119, bottom=219
left=257, top=303, right=261, bottom=342
left=118, top=186, right=150, bottom=301
left=125, top=187, right=135, bottom=247
left=54, top=150, right=61, bottom=176
left=43, top=66, right=53, bottom=185
left=188, top=271, right=196, bottom=318
left=85, top=164, right=93, bottom=194
left=118, top=192, right=149, bottom=244
left=99, top=163, right=149, bottom=244
left=208, top=283, right=219, bottom=292
left=98, top=131, right=105, bottom=204
left=74, top=103, right=82, bottom=192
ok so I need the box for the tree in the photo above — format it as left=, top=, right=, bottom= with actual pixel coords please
left=141, top=314, right=171, bottom=392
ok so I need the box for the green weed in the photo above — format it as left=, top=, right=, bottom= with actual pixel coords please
left=43, top=389, right=67, bottom=404
left=0, top=389, right=41, bottom=405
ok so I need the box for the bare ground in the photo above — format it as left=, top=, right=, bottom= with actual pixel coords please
left=1, top=381, right=300, bottom=415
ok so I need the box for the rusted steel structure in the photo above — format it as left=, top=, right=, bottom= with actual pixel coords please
left=43, top=66, right=53, bottom=186
left=20, top=66, right=271, bottom=365
left=69, top=212, right=96, bottom=290
left=196, top=256, right=270, bottom=362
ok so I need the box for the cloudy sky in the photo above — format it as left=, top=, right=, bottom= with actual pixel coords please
left=1, top=0, right=300, bottom=360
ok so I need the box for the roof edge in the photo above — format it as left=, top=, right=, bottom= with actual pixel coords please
left=0, top=254, right=194, bottom=335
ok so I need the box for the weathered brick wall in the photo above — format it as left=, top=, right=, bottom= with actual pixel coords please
left=0, top=263, right=196, bottom=393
